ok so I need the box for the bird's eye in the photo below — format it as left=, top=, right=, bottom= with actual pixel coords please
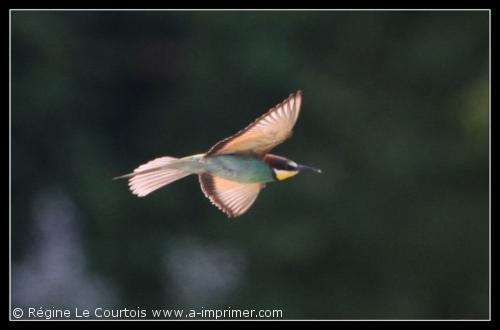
left=287, top=161, right=298, bottom=170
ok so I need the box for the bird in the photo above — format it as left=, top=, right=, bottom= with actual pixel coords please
left=115, top=90, right=321, bottom=217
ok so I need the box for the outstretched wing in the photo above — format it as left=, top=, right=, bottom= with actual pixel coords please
left=206, top=91, right=303, bottom=157
left=199, top=173, right=264, bottom=217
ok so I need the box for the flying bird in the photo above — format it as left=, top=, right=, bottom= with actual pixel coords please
left=115, top=91, right=321, bottom=217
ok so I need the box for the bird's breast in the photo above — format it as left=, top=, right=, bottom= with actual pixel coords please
left=204, top=155, right=275, bottom=183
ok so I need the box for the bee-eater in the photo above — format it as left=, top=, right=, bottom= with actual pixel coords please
left=115, top=90, right=321, bottom=217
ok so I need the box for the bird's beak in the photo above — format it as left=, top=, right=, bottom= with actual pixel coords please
left=297, top=164, right=322, bottom=174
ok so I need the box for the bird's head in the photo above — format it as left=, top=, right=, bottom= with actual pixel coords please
left=264, top=154, right=322, bottom=181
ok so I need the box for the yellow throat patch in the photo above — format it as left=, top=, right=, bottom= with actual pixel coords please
left=273, top=169, right=299, bottom=181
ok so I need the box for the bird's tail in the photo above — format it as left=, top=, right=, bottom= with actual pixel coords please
left=114, top=156, right=196, bottom=197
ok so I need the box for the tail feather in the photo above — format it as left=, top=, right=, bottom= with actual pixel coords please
left=115, top=156, right=191, bottom=197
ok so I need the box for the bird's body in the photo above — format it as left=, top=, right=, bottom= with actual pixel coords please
left=115, top=91, right=321, bottom=217
left=203, top=154, right=276, bottom=183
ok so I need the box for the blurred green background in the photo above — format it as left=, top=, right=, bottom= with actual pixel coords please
left=11, top=10, right=489, bottom=319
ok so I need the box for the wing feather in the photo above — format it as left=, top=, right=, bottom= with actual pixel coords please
left=207, top=91, right=303, bottom=156
left=199, top=173, right=264, bottom=217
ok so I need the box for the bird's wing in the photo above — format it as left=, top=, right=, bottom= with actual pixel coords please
left=199, top=173, right=264, bottom=217
left=207, top=91, right=303, bottom=157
